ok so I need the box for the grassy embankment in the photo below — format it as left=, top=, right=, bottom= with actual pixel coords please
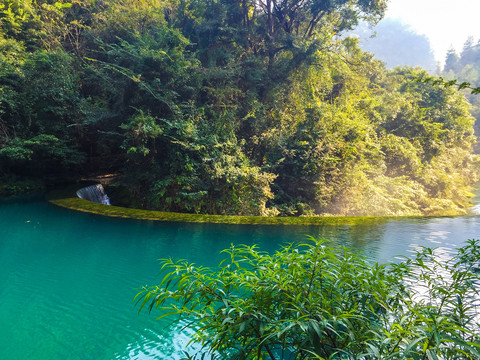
left=46, top=187, right=444, bottom=226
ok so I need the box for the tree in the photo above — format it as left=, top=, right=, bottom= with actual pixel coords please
left=460, top=36, right=476, bottom=68
left=253, top=0, right=388, bottom=71
left=255, top=0, right=387, bottom=38
left=137, top=238, right=480, bottom=360
left=444, top=48, right=460, bottom=73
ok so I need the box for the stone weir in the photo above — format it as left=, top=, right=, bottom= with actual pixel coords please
left=76, top=184, right=111, bottom=205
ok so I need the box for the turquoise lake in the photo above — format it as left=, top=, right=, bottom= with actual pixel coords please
left=1, top=195, right=480, bottom=359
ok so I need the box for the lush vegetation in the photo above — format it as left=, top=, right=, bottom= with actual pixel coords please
left=0, top=0, right=478, bottom=216
left=47, top=187, right=398, bottom=225
left=137, top=238, right=480, bottom=359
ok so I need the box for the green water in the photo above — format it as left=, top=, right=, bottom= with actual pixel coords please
left=1, top=196, right=480, bottom=359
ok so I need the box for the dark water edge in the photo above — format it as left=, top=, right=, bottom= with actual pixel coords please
left=0, top=196, right=479, bottom=359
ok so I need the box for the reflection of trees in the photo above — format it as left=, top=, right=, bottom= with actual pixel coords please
left=205, top=222, right=390, bottom=261
left=307, top=223, right=386, bottom=256
left=272, top=223, right=389, bottom=259
left=168, top=221, right=390, bottom=264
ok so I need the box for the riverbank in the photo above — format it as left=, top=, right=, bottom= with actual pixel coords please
left=47, top=187, right=448, bottom=226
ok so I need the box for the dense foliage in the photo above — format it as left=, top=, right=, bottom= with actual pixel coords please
left=0, top=0, right=478, bottom=216
left=137, top=238, right=480, bottom=359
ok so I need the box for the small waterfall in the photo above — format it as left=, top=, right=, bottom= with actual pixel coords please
left=76, top=184, right=111, bottom=205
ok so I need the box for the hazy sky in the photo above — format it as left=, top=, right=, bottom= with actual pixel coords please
left=385, top=0, right=479, bottom=64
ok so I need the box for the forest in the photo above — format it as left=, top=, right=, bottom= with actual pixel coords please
left=443, top=38, right=480, bottom=151
left=0, top=0, right=479, bottom=217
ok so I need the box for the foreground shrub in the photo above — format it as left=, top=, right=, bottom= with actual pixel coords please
left=137, top=238, right=480, bottom=359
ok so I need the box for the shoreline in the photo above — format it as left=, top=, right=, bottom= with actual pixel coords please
left=45, top=188, right=460, bottom=226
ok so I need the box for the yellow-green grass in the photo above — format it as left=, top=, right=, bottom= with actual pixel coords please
left=46, top=187, right=446, bottom=226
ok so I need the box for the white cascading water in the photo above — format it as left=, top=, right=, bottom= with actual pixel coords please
left=76, top=184, right=111, bottom=205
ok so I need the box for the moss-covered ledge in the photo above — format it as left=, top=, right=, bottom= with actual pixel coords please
left=47, top=188, right=420, bottom=226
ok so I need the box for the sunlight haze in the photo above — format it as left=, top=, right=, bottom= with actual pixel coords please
left=385, top=0, right=480, bottom=64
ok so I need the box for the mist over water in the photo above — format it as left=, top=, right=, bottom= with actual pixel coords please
left=1, top=196, right=480, bottom=359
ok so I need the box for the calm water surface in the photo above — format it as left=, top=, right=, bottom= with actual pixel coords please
left=1, top=196, right=480, bottom=359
